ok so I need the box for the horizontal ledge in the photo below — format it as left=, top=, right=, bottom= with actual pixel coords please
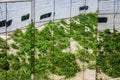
left=0, top=0, right=31, bottom=3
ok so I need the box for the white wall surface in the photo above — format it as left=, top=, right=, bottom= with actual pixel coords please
left=0, top=0, right=97, bottom=33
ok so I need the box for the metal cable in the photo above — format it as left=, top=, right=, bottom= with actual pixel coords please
left=69, top=0, right=72, bottom=79
left=5, top=2, right=8, bottom=80
left=30, top=0, right=35, bottom=80
left=53, top=0, right=55, bottom=79
left=83, top=0, right=87, bottom=79
left=96, top=0, right=99, bottom=79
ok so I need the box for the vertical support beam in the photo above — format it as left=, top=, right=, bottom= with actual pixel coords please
left=31, top=0, right=35, bottom=80
left=31, top=0, right=35, bottom=23
left=113, top=0, right=116, bottom=31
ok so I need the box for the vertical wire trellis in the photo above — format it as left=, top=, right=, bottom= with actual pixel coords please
left=31, top=0, right=35, bottom=79
left=53, top=0, right=55, bottom=79
left=97, top=0, right=119, bottom=79
left=5, top=2, right=8, bottom=80
left=83, top=0, right=87, bottom=79
left=1, top=0, right=99, bottom=80
left=2, top=1, right=32, bottom=80
left=96, top=0, right=99, bottom=79
left=97, top=0, right=105, bottom=79
left=111, top=0, right=116, bottom=77
left=52, top=0, right=55, bottom=79
left=69, top=0, right=72, bottom=79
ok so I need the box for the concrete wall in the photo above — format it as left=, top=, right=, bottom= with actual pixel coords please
left=98, top=0, right=120, bottom=31
left=0, top=0, right=97, bottom=33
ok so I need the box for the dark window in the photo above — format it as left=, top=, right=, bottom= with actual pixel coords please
left=85, top=6, right=88, bottom=10
left=79, top=6, right=89, bottom=11
left=0, top=20, right=6, bottom=27
left=40, top=12, right=52, bottom=20
left=79, top=6, right=85, bottom=10
left=21, top=14, right=30, bottom=21
left=6, top=20, right=12, bottom=27
left=98, top=17, right=108, bottom=23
